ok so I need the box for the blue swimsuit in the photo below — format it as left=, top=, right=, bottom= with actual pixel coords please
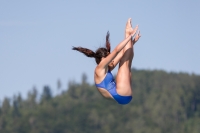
left=95, top=70, right=132, bottom=105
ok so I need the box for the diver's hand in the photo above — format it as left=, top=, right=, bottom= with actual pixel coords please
left=134, top=30, right=141, bottom=42
left=130, top=25, right=139, bottom=37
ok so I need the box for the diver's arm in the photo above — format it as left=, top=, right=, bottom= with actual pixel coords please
left=97, top=34, right=133, bottom=69
left=108, top=30, right=141, bottom=71
left=97, top=25, right=138, bottom=69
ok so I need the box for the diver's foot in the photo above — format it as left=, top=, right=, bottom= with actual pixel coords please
left=125, top=18, right=132, bottom=36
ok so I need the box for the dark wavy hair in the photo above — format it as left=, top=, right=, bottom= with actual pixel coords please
left=72, top=31, right=111, bottom=64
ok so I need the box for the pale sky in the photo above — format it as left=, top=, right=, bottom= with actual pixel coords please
left=0, top=1, right=200, bottom=101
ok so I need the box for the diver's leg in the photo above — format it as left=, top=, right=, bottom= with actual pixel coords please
left=115, top=18, right=136, bottom=96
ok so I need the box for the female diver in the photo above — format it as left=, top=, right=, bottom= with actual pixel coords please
left=72, top=18, right=141, bottom=105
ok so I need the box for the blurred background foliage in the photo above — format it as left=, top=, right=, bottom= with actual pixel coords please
left=0, top=68, right=200, bottom=133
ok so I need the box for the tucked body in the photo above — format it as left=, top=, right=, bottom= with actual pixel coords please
left=73, top=18, right=141, bottom=105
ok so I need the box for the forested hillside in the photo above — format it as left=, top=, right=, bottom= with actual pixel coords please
left=0, top=69, right=200, bottom=133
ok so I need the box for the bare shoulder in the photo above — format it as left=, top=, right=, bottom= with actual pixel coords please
left=95, top=65, right=108, bottom=75
left=94, top=66, right=101, bottom=81
left=94, top=66, right=101, bottom=76
left=94, top=65, right=108, bottom=83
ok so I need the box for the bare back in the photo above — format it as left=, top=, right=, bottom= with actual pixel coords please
left=94, top=66, right=113, bottom=99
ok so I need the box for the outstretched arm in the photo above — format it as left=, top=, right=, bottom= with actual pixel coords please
left=108, top=30, right=141, bottom=71
left=108, top=18, right=141, bottom=71
left=97, top=25, right=138, bottom=69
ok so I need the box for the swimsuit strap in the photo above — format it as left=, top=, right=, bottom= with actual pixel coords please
left=95, top=71, right=114, bottom=89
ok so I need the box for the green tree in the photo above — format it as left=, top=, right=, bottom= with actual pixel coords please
left=2, top=97, right=10, bottom=114
left=41, top=85, right=52, bottom=103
